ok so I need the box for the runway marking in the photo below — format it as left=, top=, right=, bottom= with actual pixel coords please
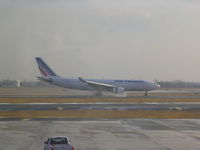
left=169, top=107, right=183, bottom=110
left=57, top=107, right=63, bottom=110
left=21, top=118, right=30, bottom=121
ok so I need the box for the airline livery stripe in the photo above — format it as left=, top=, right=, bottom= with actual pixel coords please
left=36, top=57, right=56, bottom=76
left=39, top=61, right=54, bottom=75
left=39, top=66, right=48, bottom=76
left=115, top=80, right=144, bottom=83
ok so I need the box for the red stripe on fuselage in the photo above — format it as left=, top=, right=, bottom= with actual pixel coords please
left=39, top=66, right=48, bottom=76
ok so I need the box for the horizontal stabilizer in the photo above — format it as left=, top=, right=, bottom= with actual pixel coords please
left=37, top=76, right=52, bottom=83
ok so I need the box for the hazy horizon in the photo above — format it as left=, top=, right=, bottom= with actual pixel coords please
left=1, top=0, right=200, bottom=82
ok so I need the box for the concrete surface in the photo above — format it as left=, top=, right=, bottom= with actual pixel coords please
left=1, top=119, right=200, bottom=150
left=1, top=103, right=200, bottom=111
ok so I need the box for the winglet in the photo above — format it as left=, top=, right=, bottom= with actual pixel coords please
left=78, top=77, right=86, bottom=83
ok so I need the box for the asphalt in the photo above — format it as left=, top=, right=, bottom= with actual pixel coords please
left=1, top=95, right=200, bottom=99
left=1, top=89, right=200, bottom=149
left=1, top=103, right=200, bottom=111
left=1, top=119, right=200, bottom=150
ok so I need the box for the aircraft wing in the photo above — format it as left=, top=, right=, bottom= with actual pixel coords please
left=78, top=77, right=116, bottom=91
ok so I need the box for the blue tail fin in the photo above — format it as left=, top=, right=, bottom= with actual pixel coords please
left=35, top=57, right=57, bottom=77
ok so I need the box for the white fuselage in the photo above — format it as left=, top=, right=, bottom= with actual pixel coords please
left=50, top=76, right=160, bottom=92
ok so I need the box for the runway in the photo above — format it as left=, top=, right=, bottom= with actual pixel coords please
left=1, top=87, right=200, bottom=118
left=1, top=95, right=200, bottom=99
left=1, top=103, right=200, bottom=111
left=1, top=88, right=200, bottom=149
left=1, top=103, right=200, bottom=119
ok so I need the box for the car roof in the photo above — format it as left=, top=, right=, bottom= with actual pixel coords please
left=49, top=136, right=69, bottom=139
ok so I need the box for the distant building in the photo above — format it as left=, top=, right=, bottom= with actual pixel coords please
left=17, top=80, right=21, bottom=87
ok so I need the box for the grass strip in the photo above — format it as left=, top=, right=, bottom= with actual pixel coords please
left=0, top=110, right=200, bottom=118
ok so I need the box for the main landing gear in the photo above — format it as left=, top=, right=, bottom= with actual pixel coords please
left=145, top=91, right=148, bottom=96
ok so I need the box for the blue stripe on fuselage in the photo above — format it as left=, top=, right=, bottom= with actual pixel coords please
left=115, top=80, right=144, bottom=83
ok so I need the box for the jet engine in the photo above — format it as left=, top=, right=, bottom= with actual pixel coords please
left=112, top=87, right=125, bottom=94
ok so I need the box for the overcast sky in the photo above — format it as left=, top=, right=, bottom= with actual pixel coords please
left=0, top=0, right=200, bottom=81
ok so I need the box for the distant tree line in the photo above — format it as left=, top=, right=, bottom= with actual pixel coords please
left=157, top=80, right=200, bottom=88
left=0, top=80, right=18, bottom=87
left=0, top=80, right=53, bottom=87
left=1, top=79, right=200, bottom=88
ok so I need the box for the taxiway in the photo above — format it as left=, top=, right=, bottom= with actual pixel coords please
left=1, top=119, right=200, bottom=150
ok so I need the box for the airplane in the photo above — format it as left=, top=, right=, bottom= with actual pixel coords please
left=35, top=57, right=160, bottom=96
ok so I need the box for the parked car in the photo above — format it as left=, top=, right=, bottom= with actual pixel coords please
left=44, top=136, right=76, bottom=150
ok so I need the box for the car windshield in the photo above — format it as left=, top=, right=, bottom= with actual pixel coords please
left=50, top=138, right=68, bottom=145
